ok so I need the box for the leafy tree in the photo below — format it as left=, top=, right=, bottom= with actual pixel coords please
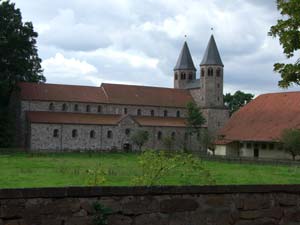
left=280, top=128, right=300, bottom=160
left=162, top=136, right=175, bottom=151
left=0, top=1, right=45, bottom=147
left=186, top=102, right=206, bottom=136
left=198, top=129, right=215, bottom=153
left=0, top=0, right=45, bottom=107
left=268, top=0, right=300, bottom=88
left=130, top=130, right=149, bottom=151
left=224, top=91, right=254, bottom=116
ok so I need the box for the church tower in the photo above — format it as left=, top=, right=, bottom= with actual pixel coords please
left=199, top=35, right=224, bottom=108
left=173, top=41, right=196, bottom=89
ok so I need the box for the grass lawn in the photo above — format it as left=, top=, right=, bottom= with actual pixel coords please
left=0, top=152, right=300, bottom=188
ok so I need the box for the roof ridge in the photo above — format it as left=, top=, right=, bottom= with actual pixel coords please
left=102, top=83, right=189, bottom=91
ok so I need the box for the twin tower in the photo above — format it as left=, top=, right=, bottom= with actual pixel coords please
left=173, top=35, right=224, bottom=109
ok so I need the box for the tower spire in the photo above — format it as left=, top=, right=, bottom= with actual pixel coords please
left=200, top=35, right=223, bottom=66
left=174, top=41, right=196, bottom=71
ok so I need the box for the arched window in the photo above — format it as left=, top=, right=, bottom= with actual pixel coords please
left=62, top=103, right=67, bottom=111
left=74, top=104, right=79, bottom=112
left=72, top=129, right=78, bottom=138
left=184, top=132, right=189, bottom=141
left=188, top=73, right=193, bottom=80
left=124, top=108, right=128, bottom=114
left=150, top=110, right=155, bottom=116
left=217, top=83, right=220, bottom=88
left=201, top=69, right=205, bottom=77
left=90, top=130, right=96, bottom=138
left=216, top=68, right=221, bottom=77
left=49, top=103, right=54, bottom=111
left=97, top=105, right=102, bottom=113
left=53, top=129, right=59, bottom=138
left=157, top=131, right=162, bottom=140
left=181, top=72, right=186, bottom=80
left=125, top=128, right=130, bottom=136
left=175, top=73, right=178, bottom=80
left=208, top=67, right=213, bottom=76
left=107, top=130, right=113, bottom=139
left=86, top=105, right=90, bottom=112
left=137, top=109, right=141, bottom=116
left=171, top=132, right=176, bottom=140
left=164, top=110, right=168, bottom=117
left=176, top=110, right=180, bottom=118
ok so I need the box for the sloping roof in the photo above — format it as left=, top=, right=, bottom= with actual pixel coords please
left=184, top=79, right=200, bottom=89
left=174, top=41, right=196, bottom=71
left=19, top=82, right=193, bottom=108
left=19, top=82, right=107, bottom=103
left=27, top=111, right=122, bottom=125
left=134, top=116, right=187, bottom=127
left=101, top=83, right=193, bottom=108
left=218, top=92, right=300, bottom=142
left=200, top=35, right=223, bottom=66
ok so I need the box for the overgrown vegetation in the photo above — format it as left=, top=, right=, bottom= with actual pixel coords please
left=281, top=128, right=300, bottom=160
left=92, top=202, right=112, bottom=225
left=130, top=130, right=149, bottom=151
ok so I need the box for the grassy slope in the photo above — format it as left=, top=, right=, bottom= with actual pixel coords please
left=0, top=152, right=300, bottom=188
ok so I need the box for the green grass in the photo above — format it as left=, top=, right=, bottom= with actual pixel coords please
left=0, top=152, right=300, bottom=188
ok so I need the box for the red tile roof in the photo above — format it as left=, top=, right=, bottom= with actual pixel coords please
left=218, top=92, right=300, bottom=142
left=27, top=111, right=122, bottom=125
left=27, top=111, right=190, bottom=127
left=19, top=82, right=193, bottom=108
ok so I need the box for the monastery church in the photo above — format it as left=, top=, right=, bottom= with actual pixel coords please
left=14, top=35, right=229, bottom=151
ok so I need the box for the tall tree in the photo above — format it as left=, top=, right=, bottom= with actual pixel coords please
left=186, top=102, right=206, bottom=136
left=224, top=91, right=254, bottom=116
left=130, top=130, right=149, bottom=151
left=280, top=128, right=300, bottom=160
left=269, top=0, right=300, bottom=88
left=0, top=0, right=45, bottom=107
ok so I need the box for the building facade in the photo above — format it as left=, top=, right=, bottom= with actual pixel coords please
left=14, top=35, right=229, bottom=152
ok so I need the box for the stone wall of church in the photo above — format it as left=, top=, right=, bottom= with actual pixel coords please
left=29, top=122, right=200, bottom=152
left=205, top=108, right=230, bottom=136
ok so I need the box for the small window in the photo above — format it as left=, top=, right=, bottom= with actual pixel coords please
left=49, top=103, right=54, bottom=111
left=188, top=73, right=193, bottom=80
left=72, top=129, right=78, bottom=138
left=246, top=143, right=252, bottom=149
left=216, top=68, right=221, bottom=77
left=254, top=143, right=258, bottom=148
left=74, top=104, right=79, bottom=112
left=176, top=111, right=180, bottom=118
left=217, top=83, right=220, bottom=88
left=125, top=128, right=130, bottom=136
left=157, top=131, right=162, bottom=140
left=240, top=143, right=244, bottom=148
left=217, top=121, right=221, bottom=127
left=86, top=105, right=90, bottom=112
left=175, top=73, right=178, bottom=80
left=62, top=103, right=67, bottom=111
left=97, top=105, right=102, bottom=113
left=217, top=97, right=220, bottom=102
left=269, top=143, right=274, bottom=150
left=137, top=109, right=141, bottom=116
left=164, top=110, right=168, bottom=117
left=208, top=68, right=213, bottom=76
left=181, top=72, right=186, bottom=80
left=261, top=143, right=267, bottom=149
left=171, top=132, right=176, bottom=140
left=124, top=108, right=128, bottom=114
left=53, top=129, right=59, bottom=138
left=107, top=130, right=113, bottom=139
left=201, top=69, right=205, bottom=77
left=151, top=110, right=155, bottom=116
left=90, top=130, right=96, bottom=138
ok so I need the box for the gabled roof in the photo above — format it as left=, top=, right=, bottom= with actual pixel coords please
left=217, top=92, right=300, bottom=142
left=174, top=41, right=196, bottom=71
left=19, top=82, right=194, bottom=108
left=200, top=35, right=223, bottom=66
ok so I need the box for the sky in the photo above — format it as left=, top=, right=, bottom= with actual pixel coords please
left=12, top=0, right=299, bottom=95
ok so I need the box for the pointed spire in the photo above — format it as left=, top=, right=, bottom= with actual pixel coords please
left=200, top=35, right=223, bottom=66
left=174, top=41, right=196, bottom=71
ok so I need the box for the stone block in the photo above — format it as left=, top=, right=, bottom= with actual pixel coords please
left=122, top=196, right=159, bottom=215
left=160, top=198, right=199, bottom=213
left=107, top=214, right=132, bottom=225
left=134, top=213, right=168, bottom=225
left=276, top=194, right=298, bottom=206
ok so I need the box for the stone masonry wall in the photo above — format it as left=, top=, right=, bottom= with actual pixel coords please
left=1, top=185, right=300, bottom=225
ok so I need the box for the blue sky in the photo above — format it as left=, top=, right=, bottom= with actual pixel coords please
left=13, top=0, right=299, bottom=95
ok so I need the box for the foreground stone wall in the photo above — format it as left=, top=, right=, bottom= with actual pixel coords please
left=1, top=185, right=300, bottom=225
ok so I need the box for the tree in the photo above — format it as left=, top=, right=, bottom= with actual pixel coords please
left=280, top=128, right=300, bottom=160
left=0, top=1, right=45, bottom=147
left=130, top=130, right=149, bottom=151
left=224, top=91, right=254, bottom=116
left=268, top=0, right=300, bottom=88
left=162, top=136, right=175, bottom=151
left=0, top=0, right=45, bottom=107
left=198, top=129, right=215, bottom=154
left=186, top=102, right=206, bottom=136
